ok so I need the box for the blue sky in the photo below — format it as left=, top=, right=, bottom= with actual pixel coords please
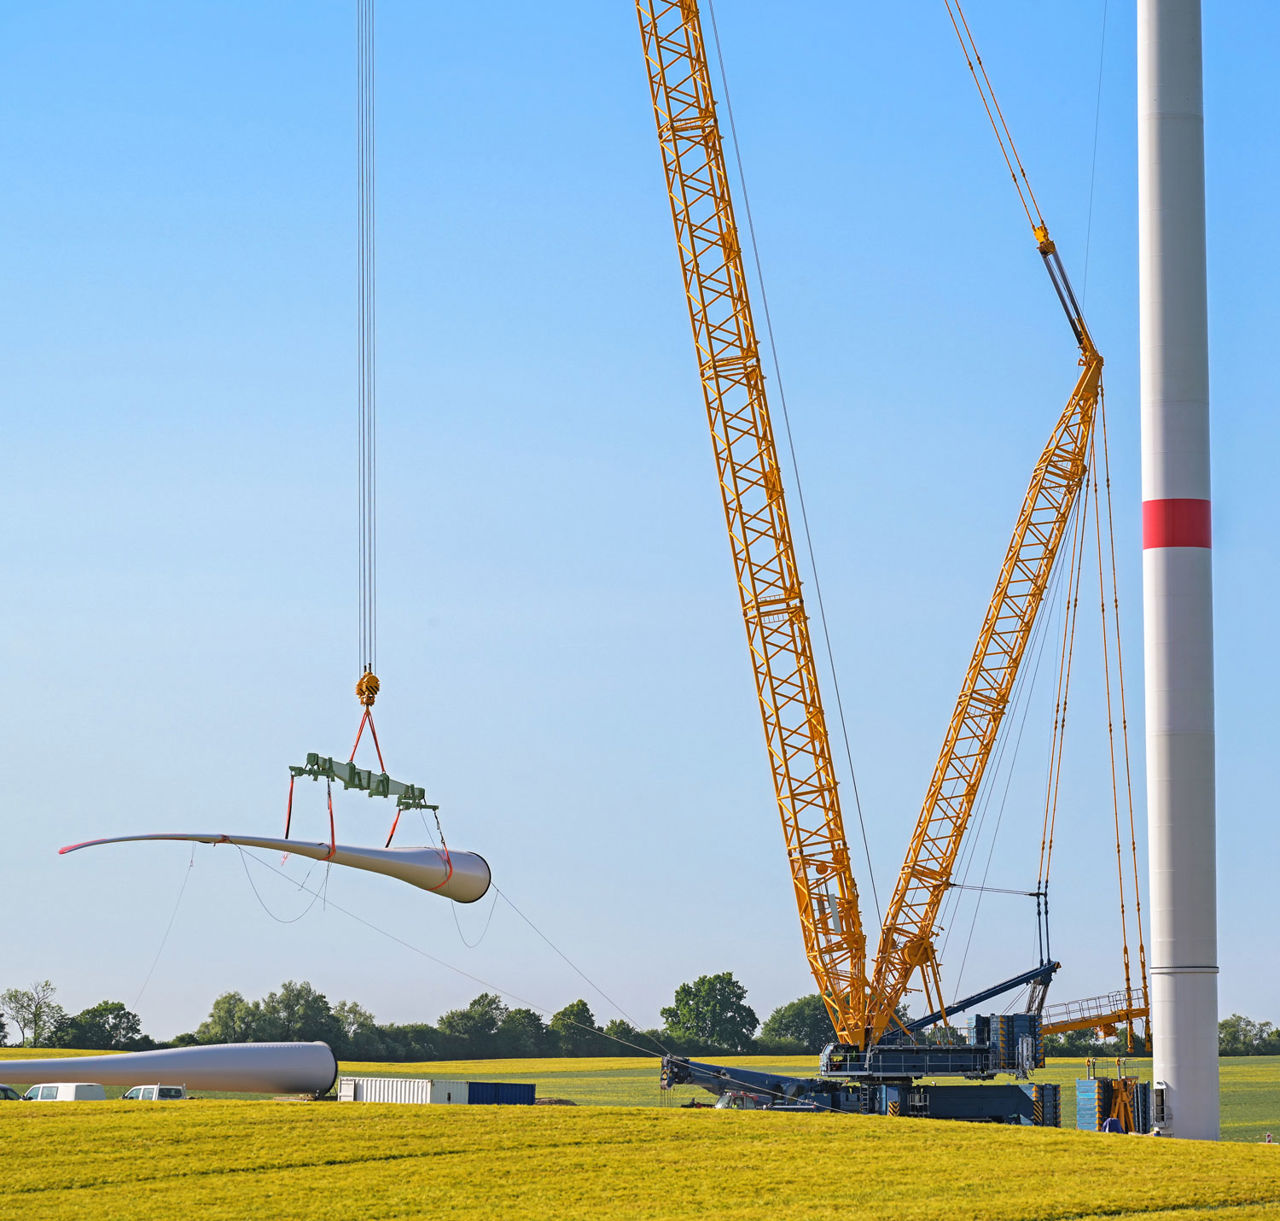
left=3, top=1, right=1277, bottom=1042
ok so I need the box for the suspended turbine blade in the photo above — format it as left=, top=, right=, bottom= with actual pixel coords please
left=59, top=833, right=491, bottom=904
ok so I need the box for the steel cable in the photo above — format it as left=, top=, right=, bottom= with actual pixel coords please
left=704, top=0, right=880, bottom=926
left=357, top=0, right=377, bottom=677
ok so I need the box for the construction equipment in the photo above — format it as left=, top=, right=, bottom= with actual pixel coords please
left=1076, top=1059, right=1153, bottom=1133
left=637, top=1, right=1139, bottom=1119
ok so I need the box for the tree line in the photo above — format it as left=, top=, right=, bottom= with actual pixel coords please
left=0, top=972, right=829, bottom=1060
left=4, top=978, right=1276, bottom=1059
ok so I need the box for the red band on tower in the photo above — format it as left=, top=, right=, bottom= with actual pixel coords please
left=1143, top=498, right=1212, bottom=549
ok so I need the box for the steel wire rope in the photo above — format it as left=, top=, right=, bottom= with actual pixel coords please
left=935, top=540, right=1069, bottom=953
left=943, top=570, right=1063, bottom=992
left=132, top=847, right=196, bottom=1007
left=704, top=0, right=880, bottom=925
left=237, top=847, right=330, bottom=924
left=233, top=847, right=860, bottom=1110
left=937, top=570, right=1058, bottom=937
left=1037, top=475, right=1093, bottom=893
left=1087, top=418, right=1140, bottom=1032
left=357, top=0, right=378, bottom=678
left=451, top=888, right=500, bottom=950
left=230, top=848, right=699, bottom=1067
left=943, top=0, right=1046, bottom=234
left=1082, top=0, right=1111, bottom=301
left=1096, top=392, right=1150, bottom=1020
left=492, top=884, right=664, bottom=1051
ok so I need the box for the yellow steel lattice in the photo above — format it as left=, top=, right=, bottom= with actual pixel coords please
left=636, top=0, right=868, bottom=1041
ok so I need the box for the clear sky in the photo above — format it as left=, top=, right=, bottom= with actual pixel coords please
left=3, top=1, right=1277, bottom=1042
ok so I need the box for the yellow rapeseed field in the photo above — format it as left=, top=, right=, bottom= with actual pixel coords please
left=2, top=1100, right=1280, bottom=1221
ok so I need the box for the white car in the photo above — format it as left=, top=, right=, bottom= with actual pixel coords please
left=122, top=1084, right=188, bottom=1101
left=23, top=1082, right=107, bottom=1101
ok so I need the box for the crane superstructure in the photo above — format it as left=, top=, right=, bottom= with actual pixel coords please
left=639, top=0, right=1116, bottom=1079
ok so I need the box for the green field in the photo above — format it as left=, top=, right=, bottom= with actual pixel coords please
left=327, top=1054, right=1280, bottom=1142
left=2, top=1052, right=1277, bottom=1219
left=2, top=1096, right=1280, bottom=1221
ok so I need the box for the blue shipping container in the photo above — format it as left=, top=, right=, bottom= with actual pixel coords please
left=496, top=1082, right=536, bottom=1106
left=466, top=1081, right=536, bottom=1106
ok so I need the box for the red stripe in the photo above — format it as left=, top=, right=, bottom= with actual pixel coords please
left=1143, top=498, right=1212, bottom=549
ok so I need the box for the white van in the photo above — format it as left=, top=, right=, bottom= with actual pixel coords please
left=122, top=1084, right=188, bottom=1101
left=23, top=1082, right=107, bottom=1101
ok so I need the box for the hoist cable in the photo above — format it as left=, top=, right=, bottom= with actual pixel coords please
left=1082, top=0, right=1110, bottom=300
left=357, top=0, right=377, bottom=678
left=943, top=0, right=1046, bottom=237
left=705, top=0, right=880, bottom=924
left=1089, top=429, right=1136, bottom=1019
left=1097, top=392, right=1150, bottom=1020
left=1037, top=471, right=1091, bottom=891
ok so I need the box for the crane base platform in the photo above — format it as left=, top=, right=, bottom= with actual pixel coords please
left=659, top=1014, right=1055, bottom=1124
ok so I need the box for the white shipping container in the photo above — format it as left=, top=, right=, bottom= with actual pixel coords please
left=337, top=1076, right=469, bottom=1105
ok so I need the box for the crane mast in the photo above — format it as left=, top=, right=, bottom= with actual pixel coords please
left=635, top=0, right=868, bottom=1042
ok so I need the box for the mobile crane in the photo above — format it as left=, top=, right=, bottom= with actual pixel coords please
left=637, top=1, right=1113, bottom=1121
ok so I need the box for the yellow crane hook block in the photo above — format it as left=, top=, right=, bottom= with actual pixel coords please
left=289, top=752, right=435, bottom=811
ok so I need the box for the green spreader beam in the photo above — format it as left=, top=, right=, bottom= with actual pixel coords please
left=290, top=752, right=436, bottom=811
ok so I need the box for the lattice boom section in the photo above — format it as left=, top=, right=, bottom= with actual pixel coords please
left=638, top=0, right=867, bottom=1035
left=868, top=357, right=1103, bottom=1036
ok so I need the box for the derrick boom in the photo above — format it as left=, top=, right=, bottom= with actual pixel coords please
left=867, top=337, right=1102, bottom=1041
left=636, top=0, right=867, bottom=1040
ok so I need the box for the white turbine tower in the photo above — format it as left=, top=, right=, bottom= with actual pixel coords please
left=1138, top=0, right=1219, bottom=1140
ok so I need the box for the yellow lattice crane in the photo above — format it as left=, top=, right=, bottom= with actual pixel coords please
left=637, top=0, right=1119, bottom=1052
left=637, top=0, right=868, bottom=1045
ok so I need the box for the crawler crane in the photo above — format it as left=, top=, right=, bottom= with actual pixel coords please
left=639, top=2, right=1125, bottom=1121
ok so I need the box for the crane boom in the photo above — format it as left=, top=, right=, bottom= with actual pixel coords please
left=866, top=0, right=1107, bottom=1041
left=635, top=0, right=867, bottom=1041
left=868, top=323, right=1101, bottom=1041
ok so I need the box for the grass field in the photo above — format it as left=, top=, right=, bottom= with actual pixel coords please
left=327, top=1054, right=1280, bottom=1141
left=2, top=1051, right=1277, bottom=1219
left=3, top=1050, right=1278, bottom=1137
left=2, top=1097, right=1280, bottom=1220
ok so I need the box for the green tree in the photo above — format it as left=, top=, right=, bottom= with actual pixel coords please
left=661, top=972, right=758, bottom=1052
left=550, top=1000, right=604, bottom=1055
left=0, top=1012, right=6, bottom=1046
left=260, top=981, right=343, bottom=1045
left=377, top=1023, right=440, bottom=1061
left=53, top=1001, right=148, bottom=1050
left=0, top=981, right=63, bottom=1047
left=1219, top=1014, right=1278, bottom=1056
left=496, top=1007, right=550, bottom=1056
left=760, top=995, right=832, bottom=1053
left=334, top=999, right=376, bottom=1040
left=438, top=993, right=508, bottom=1058
left=601, top=1018, right=661, bottom=1056
left=333, top=1000, right=379, bottom=1058
left=196, top=992, right=270, bottom=1043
